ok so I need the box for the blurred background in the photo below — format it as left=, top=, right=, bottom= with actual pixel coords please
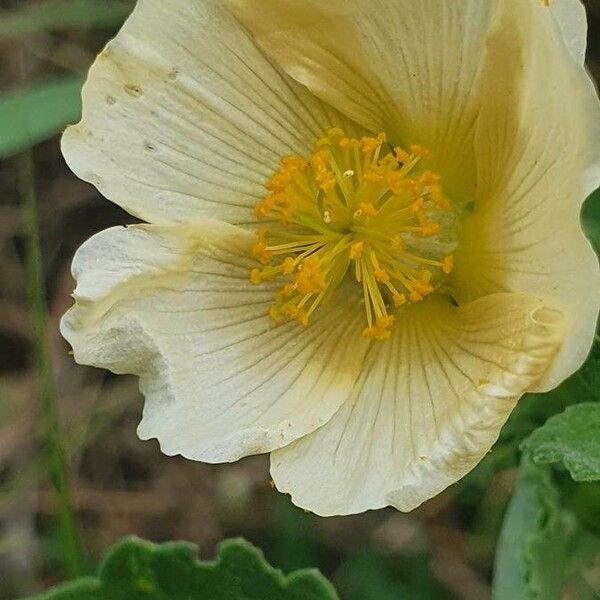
left=0, top=1, right=599, bottom=598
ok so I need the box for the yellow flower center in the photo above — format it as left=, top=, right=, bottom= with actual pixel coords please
left=250, top=128, right=456, bottom=340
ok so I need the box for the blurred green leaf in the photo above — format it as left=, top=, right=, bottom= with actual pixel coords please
left=0, top=0, right=133, bottom=39
left=562, top=526, right=600, bottom=599
left=271, top=497, right=321, bottom=574
left=582, top=187, right=600, bottom=252
left=579, top=346, right=600, bottom=401
left=492, top=458, right=567, bottom=600
left=335, top=549, right=451, bottom=600
left=26, top=537, right=338, bottom=600
left=0, top=76, right=83, bottom=157
left=562, top=479, right=600, bottom=535
left=521, top=403, right=600, bottom=482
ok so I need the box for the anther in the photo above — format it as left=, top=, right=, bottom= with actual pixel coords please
left=250, top=128, right=456, bottom=338
left=350, top=242, right=364, bottom=260
left=442, top=255, right=454, bottom=274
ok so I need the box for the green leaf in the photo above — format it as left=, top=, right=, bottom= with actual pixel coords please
left=0, top=76, right=84, bottom=157
left=582, top=187, right=600, bottom=253
left=335, top=549, right=452, bottom=600
left=492, top=458, right=568, bottom=600
left=27, top=537, right=338, bottom=600
left=562, top=527, right=600, bottom=599
left=0, top=0, right=133, bottom=39
left=521, top=403, right=600, bottom=482
left=579, top=347, right=600, bottom=401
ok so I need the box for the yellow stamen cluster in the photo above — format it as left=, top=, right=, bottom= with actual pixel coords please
left=250, top=128, right=455, bottom=340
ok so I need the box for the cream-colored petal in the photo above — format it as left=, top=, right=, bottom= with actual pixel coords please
left=62, top=0, right=358, bottom=226
left=228, top=0, right=497, bottom=196
left=270, top=293, right=564, bottom=516
left=61, top=221, right=369, bottom=462
left=549, top=0, right=588, bottom=65
left=453, top=0, right=600, bottom=392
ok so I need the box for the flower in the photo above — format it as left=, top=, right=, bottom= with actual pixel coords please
left=61, top=0, right=600, bottom=516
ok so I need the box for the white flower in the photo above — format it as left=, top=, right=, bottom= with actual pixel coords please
left=61, top=0, right=600, bottom=515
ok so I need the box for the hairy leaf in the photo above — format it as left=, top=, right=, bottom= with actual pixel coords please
left=521, top=403, right=600, bottom=481
left=27, top=537, right=338, bottom=600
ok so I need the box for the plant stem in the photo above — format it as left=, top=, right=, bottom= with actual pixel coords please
left=16, top=150, right=83, bottom=578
